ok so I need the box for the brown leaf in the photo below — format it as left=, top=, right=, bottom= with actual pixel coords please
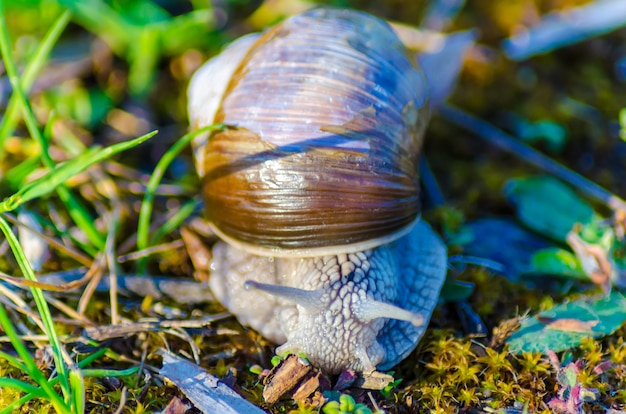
left=162, top=397, right=190, bottom=414
left=613, top=208, right=626, bottom=240
left=566, top=230, right=613, bottom=294
left=353, top=371, right=395, bottom=390
left=537, top=317, right=599, bottom=333
left=181, top=225, right=212, bottom=282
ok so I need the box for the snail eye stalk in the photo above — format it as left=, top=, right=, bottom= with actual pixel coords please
left=244, top=280, right=325, bottom=313
left=246, top=280, right=423, bottom=326
left=353, top=298, right=424, bottom=326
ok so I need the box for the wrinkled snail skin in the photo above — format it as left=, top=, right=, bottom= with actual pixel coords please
left=189, top=8, right=448, bottom=374
left=209, top=221, right=447, bottom=374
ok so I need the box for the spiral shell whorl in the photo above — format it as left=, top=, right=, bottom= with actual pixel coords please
left=200, top=8, right=429, bottom=256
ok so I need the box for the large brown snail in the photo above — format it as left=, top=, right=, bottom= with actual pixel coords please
left=188, top=7, right=447, bottom=374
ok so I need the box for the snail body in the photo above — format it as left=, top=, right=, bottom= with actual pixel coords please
left=188, top=8, right=447, bottom=374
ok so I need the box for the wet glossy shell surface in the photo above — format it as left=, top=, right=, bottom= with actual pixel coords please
left=197, top=8, right=428, bottom=256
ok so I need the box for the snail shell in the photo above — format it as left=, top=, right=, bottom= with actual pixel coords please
left=190, top=7, right=429, bottom=256
left=189, top=8, right=447, bottom=374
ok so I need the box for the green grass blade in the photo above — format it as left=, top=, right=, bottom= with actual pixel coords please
left=57, top=0, right=135, bottom=54
left=0, top=394, right=36, bottom=414
left=0, top=10, right=72, bottom=153
left=0, top=215, right=70, bottom=394
left=0, top=5, right=52, bottom=168
left=129, top=26, right=159, bottom=96
left=0, top=130, right=157, bottom=213
left=0, top=294, right=68, bottom=411
left=5, top=156, right=40, bottom=191
left=151, top=197, right=202, bottom=244
left=136, top=125, right=221, bottom=271
left=56, top=185, right=106, bottom=251
left=0, top=146, right=98, bottom=210
left=0, top=3, right=107, bottom=249
left=76, top=348, right=109, bottom=368
left=0, top=348, right=111, bottom=413
left=0, top=349, right=29, bottom=372
left=81, top=366, right=140, bottom=377
left=69, top=368, right=85, bottom=413
left=0, top=378, right=48, bottom=398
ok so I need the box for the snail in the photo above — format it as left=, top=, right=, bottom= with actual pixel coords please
left=187, top=8, right=448, bottom=375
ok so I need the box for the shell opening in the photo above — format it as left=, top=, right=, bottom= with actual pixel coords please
left=210, top=216, right=421, bottom=258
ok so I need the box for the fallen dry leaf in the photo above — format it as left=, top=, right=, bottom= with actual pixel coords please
left=181, top=225, right=212, bottom=282
left=353, top=371, right=395, bottom=390
left=537, top=317, right=599, bottom=334
left=566, top=230, right=613, bottom=294
left=162, top=396, right=190, bottom=414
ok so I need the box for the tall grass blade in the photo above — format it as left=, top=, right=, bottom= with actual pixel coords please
left=0, top=2, right=108, bottom=249
left=136, top=125, right=221, bottom=271
left=69, top=368, right=85, bottom=413
left=0, top=299, right=68, bottom=411
left=0, top=130, right=157, bottom=213
left=151, top=198, right=202, bottom=244
left=0, top=10, right=72, bottom=153
left=0, top=378, right=48, bottom=398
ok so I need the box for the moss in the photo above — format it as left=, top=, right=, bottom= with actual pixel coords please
left=2, top=0, right=626, bottom=412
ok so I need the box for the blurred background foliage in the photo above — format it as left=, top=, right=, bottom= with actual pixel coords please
left=2, top=0, right=626, bottom=412
left=3, top=0, right=625, bottom=207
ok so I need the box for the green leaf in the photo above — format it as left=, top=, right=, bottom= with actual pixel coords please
left=507, top=291, right=626, bottom=353
left=505, top=176, right=595, bottom=242
left=322, top=401, right=340, bottom=414
left=454, top=218, right=553, bottom=280
left=270, top=355, right=283, bottom=367
left=340, top=394, right=355, bottom=411
left=380, top=377, right=403, bottom=398
left=439, top=280, right=474, bottom=302
left=527, top=247, right=587, bottom=280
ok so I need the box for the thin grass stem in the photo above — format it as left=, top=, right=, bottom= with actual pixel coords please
left=0, top=4, right=106, bottom=250
left=0, top=10, right=72, bottom=155
left=136, top=125, right=221, bottom=272
left=0, top=348, right=118, bottom=414
left=0, top=214, right=71, bottom=395
left=0, top=296, right=68, bottom=411
left=151, top=197, right=203, bottom=244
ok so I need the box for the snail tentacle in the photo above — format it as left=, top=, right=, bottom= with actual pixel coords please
left=245, top=279, right=423, bottom=326
left=244, top=281, right=325, bottom=313
left=353, top=298, right=425, bottom=326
